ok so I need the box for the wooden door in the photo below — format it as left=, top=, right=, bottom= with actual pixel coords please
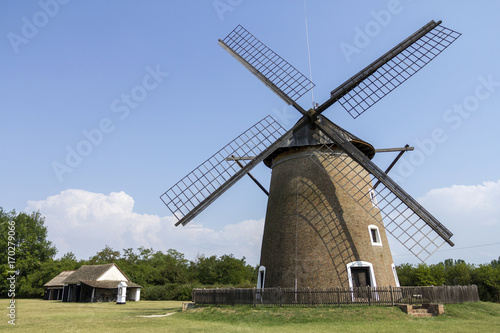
left=351, top=267, right=371, bottom=288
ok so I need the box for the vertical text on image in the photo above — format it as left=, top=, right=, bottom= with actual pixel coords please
left=6, top=220, right=17, bottom=325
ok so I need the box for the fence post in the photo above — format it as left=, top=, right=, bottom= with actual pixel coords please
left=279, top=287, right=282, bottom=307
left=367, top=286, right=371, bottom=306
left=390, top=286, right=394, bottom=306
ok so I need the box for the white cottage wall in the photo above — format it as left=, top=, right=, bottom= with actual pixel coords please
left=97, top=266, right=127, bottom=281
left=128, top=288, right=141, bottom=301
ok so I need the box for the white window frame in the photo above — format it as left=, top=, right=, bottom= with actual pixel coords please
left=346, top=261, right=379, bottom=300
left=369, top=188, right=378, bottom=208
left=256, top=266, right=266, bottom=302
left=257, top=266, right=266, bottom=289
left=346, top=261, right=377, bottom=289
left=368, top=224, right=382, bottom=246
left=391, top=263, right=401, bottom=287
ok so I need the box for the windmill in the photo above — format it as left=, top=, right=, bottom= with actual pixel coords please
left=160, top=20, right=461, bottom=290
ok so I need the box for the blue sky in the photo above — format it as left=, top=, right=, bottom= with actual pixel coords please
left=1, top=0, right=500, bottom=266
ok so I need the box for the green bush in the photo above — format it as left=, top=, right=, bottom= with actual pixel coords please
left=141, top=284, right=196, bottom=301
left=142, top=285, right=168, bottom=300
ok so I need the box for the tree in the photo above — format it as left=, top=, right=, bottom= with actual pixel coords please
left=122, top=248, right=139, bottom=264
left=491, top=256, right=500, bottom=269
left=215, top=254, right=256, bottom=286
left=396, top=263, right=416, bottom=286
left=18, top=254, right=81, bottom=298
left=61, top=251, right=78, bottom=263
left=116, top=247, right=192, bottom=287
left=472, top=264, right=500, bottom=302
left=191, top=254, right=257, bottom=286
left=192, top=255, right=219, bottom=285
left=160, top=249, right=190, bottom=284
left=141, top=250, right=178, bottom=285
left=0, top=208, right=57, bottom=297
left=444, top=259, right=473, bottom=285
left=88, top=245, right=120, bottom=264
left=138, top=246, right=154, bottom=261
left=429, top=263, right=446, bottom=285
left=413, top=263, right=436, bottom=286
left=397, top=263, right=444, bottom=286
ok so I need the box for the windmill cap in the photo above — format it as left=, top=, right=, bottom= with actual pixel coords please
left=263, top=116, right=375, bottom=168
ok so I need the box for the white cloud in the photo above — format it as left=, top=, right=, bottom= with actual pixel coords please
left=26, top=189, right=264, bottom=265
left=391, top=180, right=500, bottom=265
left=29, top=180, right=500, bottom=268
left=419, top=180, right=500, bottom=228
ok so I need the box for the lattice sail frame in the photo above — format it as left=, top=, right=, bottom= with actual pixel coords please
left=160, top=116, right=286, bottom=224
left=338, top=24, right=461, bottom=119
left=220, top=25, right=315, bottom=103
left=310, top=144, right=452, bottom=262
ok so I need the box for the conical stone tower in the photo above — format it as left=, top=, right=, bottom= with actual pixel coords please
left=258, top=116, right=399, bottom=290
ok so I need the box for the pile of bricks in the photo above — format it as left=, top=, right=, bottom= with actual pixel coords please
left=398, top=303, right=445, bottom=317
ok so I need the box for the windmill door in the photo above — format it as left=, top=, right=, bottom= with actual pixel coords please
left=351, top=267, right=371, bottom=288
left=351, top=267, right=371, bottom=300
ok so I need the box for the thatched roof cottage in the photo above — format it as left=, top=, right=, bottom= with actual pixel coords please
left=44, top=263, right=141, bottom=302
left=43, top=270, right=75, bottom=300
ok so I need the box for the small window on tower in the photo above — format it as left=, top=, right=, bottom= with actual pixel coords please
left=368, top=225, right=382, bottom=246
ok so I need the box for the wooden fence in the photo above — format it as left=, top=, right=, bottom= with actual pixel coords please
left=192, top=285, right=479, bottom=307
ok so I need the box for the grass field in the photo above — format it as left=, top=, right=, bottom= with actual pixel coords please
left=1, top=299, right=499, bottom=332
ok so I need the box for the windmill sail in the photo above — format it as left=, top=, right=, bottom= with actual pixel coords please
left=160, top=116, right=304, bottom=226
left=316, top=20, right=461, bottom=118
left=311, top=121, right=453, bottom=262
left=219, top=25, right=313, bottom=112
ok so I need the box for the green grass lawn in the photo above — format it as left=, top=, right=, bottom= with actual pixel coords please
left=1, top=299, right=499, bottom=332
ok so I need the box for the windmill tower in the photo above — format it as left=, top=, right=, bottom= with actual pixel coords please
left=160, top=20, right=461, bottom=290
left=259, top=116, right=397, bottom=289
